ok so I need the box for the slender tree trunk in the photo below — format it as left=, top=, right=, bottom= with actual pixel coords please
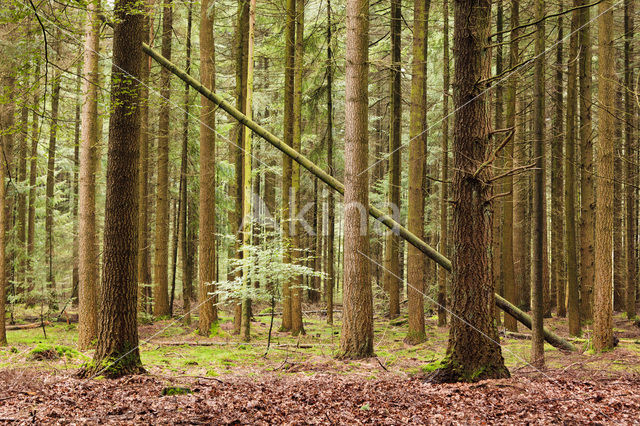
left=437, top=0, right=449, bottom=327
left=593, top=0, right=614, bottom=352
left=153, top=0, right=173, bottom=317
left=565, top=1, right=580, bottom=335
left=578, top=0, right=594, bottom=323
left=531, top=0, right=546, bottom=368
left=26, top=66, right=39, bottom=304
left=290, top=0, right=305, bottom=336
left=71, top=62, right=81, bottom=306
left=86, top=0, right=144, bottom=377
left=406, top=0, right=430, bottom=345
left=137, top=0, right=154, bottom=315
left=624, top=0, right=636, bottom=320
left=502, top=0, right=517, bottom=332
left=46, top=50, right=61, bottom=308
left=339, top=0, right=373, bottom=359
left=325, top=0, right=335, bottom=325
left=180, top=0, right=193, bottom=325
left=78, top=0, right=101, bottom=350
left=311, top=177, right=322, bottom=303
left=280, top=0, right=295, bottom=332
left=613, top=90, right=624, bottom=312
left=493, top=0, right=504, bottom=328
left=198, top=0, right=218, bottom=334
left=433, top=0, right=509, bottom=383
left=382, top=0, right=402, bottom=318
left=16, top=74, right=29, bottom=297
left=240, top=0, right=256, bottom=342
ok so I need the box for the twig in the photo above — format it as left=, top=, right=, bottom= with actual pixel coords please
left=473, top=128, right=514, bottom=179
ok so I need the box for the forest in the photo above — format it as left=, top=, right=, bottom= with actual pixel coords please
left=0, top=0, right=639, bottom=422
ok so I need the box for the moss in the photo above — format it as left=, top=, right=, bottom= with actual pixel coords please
left=162, top=386, right=192, bottom=396
left=404, top=331, right=427, bottom=346
left=29, top=344, right=80, bottom=360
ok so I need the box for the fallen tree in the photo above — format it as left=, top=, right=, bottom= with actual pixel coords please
left=141, top=43, right=576, bottom=353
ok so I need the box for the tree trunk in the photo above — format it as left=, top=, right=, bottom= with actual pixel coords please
left=406, top=0, right=430, bottom=345
left=593, top=0, right=614, bottom=351
left=26, top=66, right=39, bottom=305
left=552, top=1, right=565, bottom=318
left=16, top=74, right=29, bottom=298
left=86, top=0, right=145, bottom=377
left=613, top=90, right=624, bottom=312
left=198, top=0, right=218, bottom=335
left=502, top=0, right=518, bottom=332
left=153, top=0, right=173, bottom=317
left=565, top=1, right=580, bottom=335
left=432, top=0, right=509, bottom=383
left=325, top=0, right=335, bottom=325
left=531, top=0, right=545, bottom=367
left=339, top=0, right=373, bottom=358
left=78, top=0, right=101, bottom=350
left=72, top=62, right=81, bottom=307
left=578, top=0, right=594, bottom=323
left=290, top=0, right=305, bottom=336
left=437, top=0, right=448, bottom=327
left=624, top=0, right=636, bottom=320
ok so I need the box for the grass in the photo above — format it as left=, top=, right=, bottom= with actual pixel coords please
left=1, top=309, right=639, bottom=379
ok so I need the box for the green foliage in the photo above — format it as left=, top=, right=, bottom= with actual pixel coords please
left=162, top=386, right=192, bottom=396
left=29, top=343, right=80, bottom=360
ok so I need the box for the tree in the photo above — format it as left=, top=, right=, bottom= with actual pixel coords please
left=78, top=0, right=100, bottom=350
left=593, top=0, right=614, bottom=351
left=624, top=0, right=636, bottom=320
left=153, top=0, right=173, bottom=317
left=325, top=0, right=336, bottom=324
left=339, top=0, right=373, bottom=358
left=432, top=0, right=509, bottom=382
left=406, top=0, right=430, bottom=345
left=84, top=0, right=145, bottom=377
left=531, top=0, right=546, bottom=367
left=578, top=0, right=594, bottom=323
left=198, top=0, right=218, bottom=335
left=437, top=0, right=449, bottom=327
left=565, top=0, right=580, bottom=335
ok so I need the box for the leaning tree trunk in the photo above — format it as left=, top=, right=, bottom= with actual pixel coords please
left=84, top=0, right=145, bottom=377
left=78, top=0, right=101, bottom=350
left=339, top=0, right=373, bottom=359
left=431, top=0, right=510, bottom=383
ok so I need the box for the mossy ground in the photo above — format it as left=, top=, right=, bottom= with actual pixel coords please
left=1, top=307, right=639, bottom=380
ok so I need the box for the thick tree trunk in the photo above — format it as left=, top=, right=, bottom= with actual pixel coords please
left=198, top=0, right=218, bottom=335
left=153, top=0, right=173, bottom=317
left=78, top=0, right=101, bottom=350
left=86, top=0, right=144, bottom=377
left=593, top=0, right=614, bottom=351
left=432, top=0, right=509, bottom=382
left=339, top=0, right=373, bottom=358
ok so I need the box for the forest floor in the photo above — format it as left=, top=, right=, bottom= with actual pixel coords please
left=1, top=306, right=640, bottom=423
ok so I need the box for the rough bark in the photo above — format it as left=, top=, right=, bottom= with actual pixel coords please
left=339, top=0, right=373, bottom=358
left=85, top=0, right=144, bottom=377
left=593, top=0, right=614, bottom=352
left=431, top=0, right=509, bottom=382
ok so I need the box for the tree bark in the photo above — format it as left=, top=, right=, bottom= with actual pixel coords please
left=593, top=0, right=614, bottom=351
left=78, top=0, right=101, bottom=350
left=26, top=66, right=39, bottom=305
left=153, top=0, right=173, bottom=317
left=325, top=0, right=335, bottom=325
left=431, top=0, right=509, bottom=382
left=86, top=0, right=144, bottom=377
left=406, top=0, right=430, bottom=345
left=198, top=0, right=218, bottom=335
left=339, top=0, right=373, bottom=358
